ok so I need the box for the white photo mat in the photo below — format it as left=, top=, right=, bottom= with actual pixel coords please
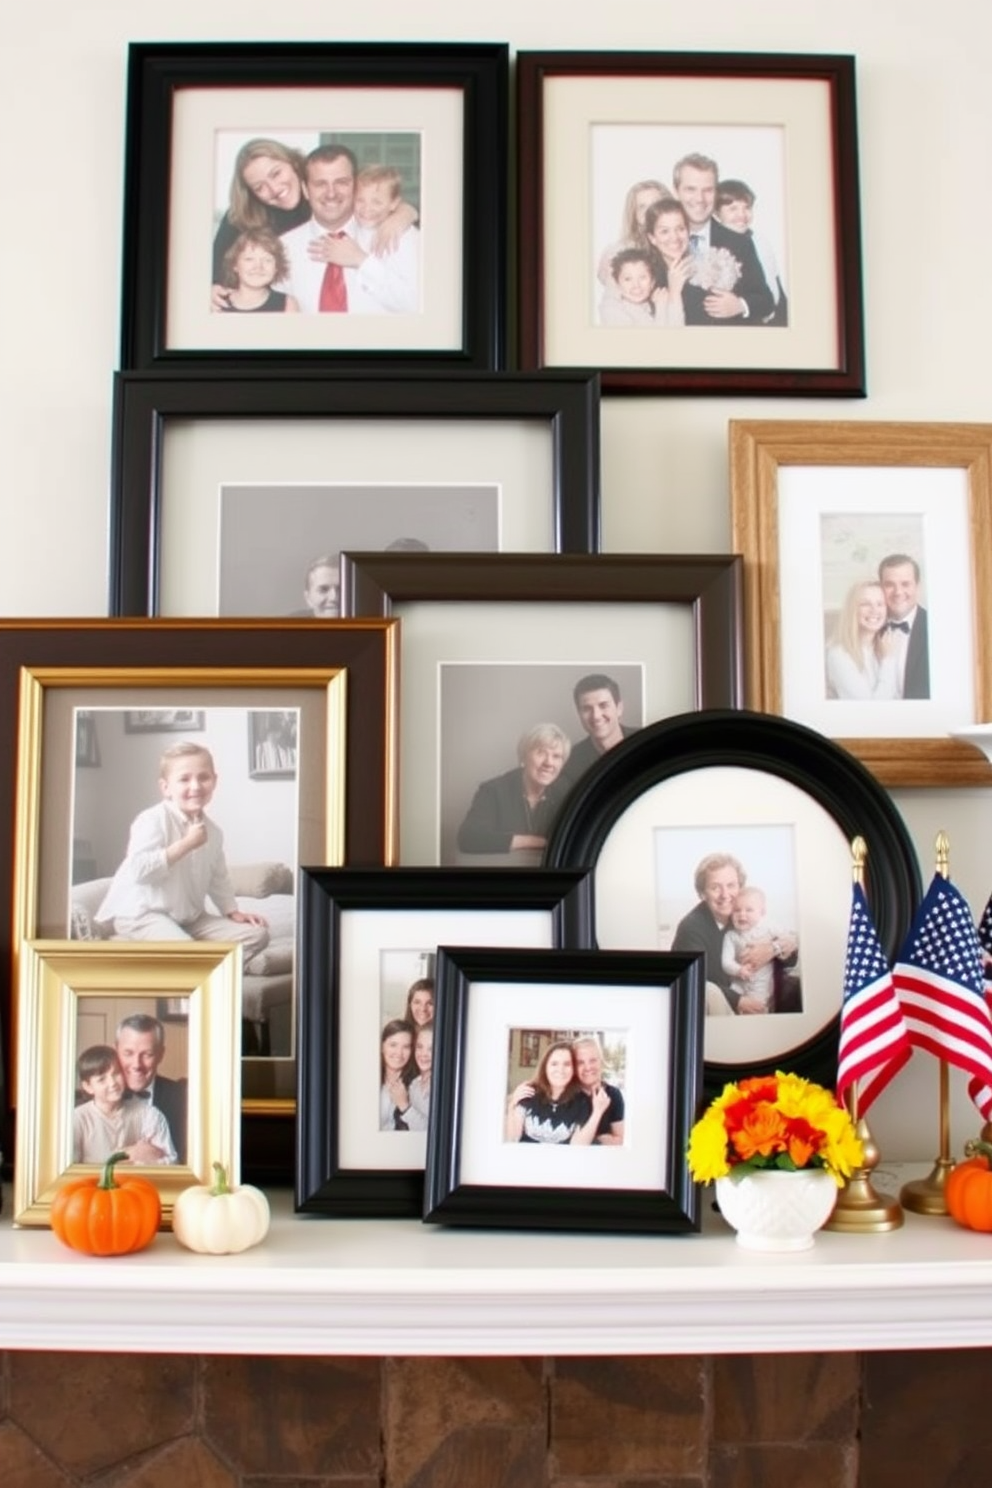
left=158, top=419, right=556, bottom=614
left=168, top=86, right=464, bottom=352
left=459, top=979, right=670, bottom=1191
left=336, top=906, right=555, bottom=1172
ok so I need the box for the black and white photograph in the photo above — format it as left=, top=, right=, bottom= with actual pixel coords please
left=218, top=481, right=497, bottom=617
left=440, top=662, right=645, bottom=865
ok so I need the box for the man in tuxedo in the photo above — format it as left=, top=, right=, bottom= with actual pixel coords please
left=673, top=152, right=775, bottom=324
left=115, top=1013, right=188, bottom=1163
left=878, top=553, right=930, bottom=700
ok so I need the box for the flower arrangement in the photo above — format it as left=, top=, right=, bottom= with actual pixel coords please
left=688, top=245, right=741, bottom=293
left=687, top=1071, right=863, bottom=1186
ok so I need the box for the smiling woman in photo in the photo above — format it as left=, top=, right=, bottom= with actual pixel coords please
left=504, top=1040, right=609, bottom=1145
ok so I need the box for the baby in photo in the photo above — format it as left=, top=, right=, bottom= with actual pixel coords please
left=721, top=887, right=793, bottom=1014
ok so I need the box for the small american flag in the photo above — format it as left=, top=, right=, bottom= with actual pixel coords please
left=836, top=882, right=910, bottom=1114
left=978, top=892, right=992, bottom=999
left=893, top=873, right=992, bottom=1118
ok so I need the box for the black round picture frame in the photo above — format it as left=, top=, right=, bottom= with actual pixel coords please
left=544, top=709, right=922, bottom=1098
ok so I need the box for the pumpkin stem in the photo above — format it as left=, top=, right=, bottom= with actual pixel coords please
left=210, top=1162, right=232, bottom=1196
left=98, top=1151, right=129, bottom=1189
left=962, top=1139, right=992, bottom=1164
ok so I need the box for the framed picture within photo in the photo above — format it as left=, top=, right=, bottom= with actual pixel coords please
left=13, top=941, right=241, bottom=1227
left=423, top=946, right=704, bottom=1233
left=517, top=51, right=865, bottom=396
left=120, top=41, right=508, bottom=371
left=342, top=552, right=741, bottom=865
left=109, top=370, right=602, bottom=616
left=544, top=709, right=922, bottom=1100
left=124, top=709, right=205, bottom=734
left=296, top=866, right=595, bottom=1216
left=730, top=420, right=992, bottom=786
left=0, top=619, right=397, bottom=1184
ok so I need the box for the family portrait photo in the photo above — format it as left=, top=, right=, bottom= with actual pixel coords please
left=438, top=661, right=646, bottom=865
left=820, top=513, right=930, bottom=703
left=654, top=823, right=801, bottom=1019
left=212, top=128, right=422, bottom=319
left=68, top=705, right=300, bottom=1061
left=377, top=948, right=435, bottom=1135
left=504, top=1028, right=627, bottom=1147
left=217, top=481, right=498, bottom=617
left=73, top=996, right=189, bottom=1167
left=592, top=123, right=788, bottom=331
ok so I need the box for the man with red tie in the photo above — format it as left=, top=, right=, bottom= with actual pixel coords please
left=277, top=144, right=419, bottom=315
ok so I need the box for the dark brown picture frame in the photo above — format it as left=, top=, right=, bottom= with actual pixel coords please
left=517, top=50, right=865, bottom=397
left=0, top=619, right=398, bottom=1185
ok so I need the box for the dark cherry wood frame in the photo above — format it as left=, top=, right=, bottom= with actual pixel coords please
left=517, top=50, right=866, bottom=397
left=0, top=619, right=398, bottom=1186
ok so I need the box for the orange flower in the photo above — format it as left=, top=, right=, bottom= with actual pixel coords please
left=783, top=1117, right=822, bottom=1168
left=730, top=1103, right=787, bottom=1161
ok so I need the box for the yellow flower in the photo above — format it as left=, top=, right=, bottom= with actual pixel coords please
left=687, top=1108, right=731, bottom=1181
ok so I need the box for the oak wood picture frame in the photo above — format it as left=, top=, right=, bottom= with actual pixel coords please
left=296, top=866, right=596, bottom=1217
left=517, top=50, right=865, bottom=397
left=730, top=420, right=992, bottom=787
left=109, top=369, right=603, bottom=617
left=120, top=41, right=508, bottom=372
left=0, top=619, right=398, bottom=1185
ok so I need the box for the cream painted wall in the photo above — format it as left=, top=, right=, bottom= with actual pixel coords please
left=2, top=1, right=991, bottom=1160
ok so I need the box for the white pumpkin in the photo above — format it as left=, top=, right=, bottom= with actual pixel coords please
left=172, top=1163, right=270, bottom=1254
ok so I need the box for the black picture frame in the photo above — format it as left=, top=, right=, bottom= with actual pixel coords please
left=517, top=50, right=865, bottom=397
left=296, top=867, right=596, bottom=1217
left=423, top=946, right=704, bottom=1233
left=120, top=41, right=508, bottom=372
left=109, top=369, right=603, bottom=616
left=544, top=709, right=922, bottom=1099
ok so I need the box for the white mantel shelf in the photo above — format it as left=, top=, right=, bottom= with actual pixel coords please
left=3, top=1168, right=992, bottom=1357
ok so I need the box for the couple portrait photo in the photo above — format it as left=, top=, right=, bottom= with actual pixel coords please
left=821, top=515, right=930, bottom=702
left=440, top=663, right=645, bottom=865
left=593, top=124, right=788, bottom=330
left=655, top=824, right=802, bottom=1019
left=504, top=1028, right=626, bottom=1146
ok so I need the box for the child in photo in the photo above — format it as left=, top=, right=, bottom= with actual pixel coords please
left=351, top=163, right=420, bottom=313
left=72, top=1044, right=176, bottom=1165
left=216, top=227, right=300, bottom=313
left=598, top=247, right=661, bottom=327
left=95, top=742, right=270, bottom=967
left=713, top=179, right=787, bottom=325
left=721, top=886, right=794, bottom=1014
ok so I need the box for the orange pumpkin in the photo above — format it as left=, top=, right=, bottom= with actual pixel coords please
left=51, top=1150, right=161, bottom=1255
left=945, top=1140, right=992, bottom=1232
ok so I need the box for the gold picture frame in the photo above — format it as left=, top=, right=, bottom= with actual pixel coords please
left=14, top=940, right=241, bottom=1227
left=730, top=420, right=992, bottom=787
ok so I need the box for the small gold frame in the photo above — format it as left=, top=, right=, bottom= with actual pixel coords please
left=14, top=940, right=242, bottom=1227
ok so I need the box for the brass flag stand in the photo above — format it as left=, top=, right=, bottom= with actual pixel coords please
left=900, top=832, right=954, bottom=1217
left=826, top=836, right=903, bottom=1232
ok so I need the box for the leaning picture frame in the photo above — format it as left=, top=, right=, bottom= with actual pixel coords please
left=423, top=946, right=704, bottom=1233
left=341, top=552, right=742, bottom=865
left=109, top=370, right=602, bottom=616
left=517, top=50, right=865, bottom=396
left=730, top=420, right=992, bottom=786
left=14, top=940, right=241, bottom=1228
left=544, top=709, right=921, bottom=1099
left=120, top=41, right=508, bottom=371
left=296, top=866, right=595, bottom=1217
left=0, top=619, right=398, bottom=1184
